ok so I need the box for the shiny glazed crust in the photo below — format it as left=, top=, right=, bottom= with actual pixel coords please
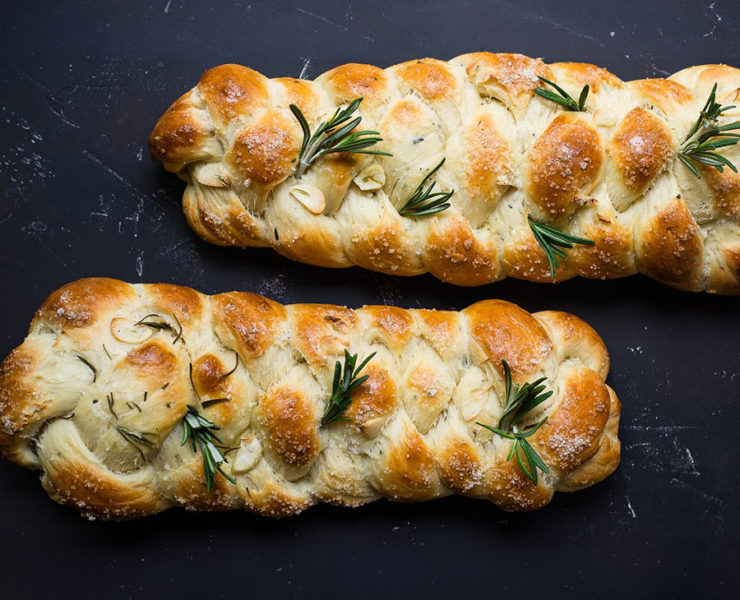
left=149, top=54, right=740, bottom=293
left=0, top=278, right=620, bottom=519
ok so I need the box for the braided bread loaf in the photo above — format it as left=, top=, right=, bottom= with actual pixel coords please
left=149, top=53, right=740, bottom=293
left=0, top=278, right=620, bottom=519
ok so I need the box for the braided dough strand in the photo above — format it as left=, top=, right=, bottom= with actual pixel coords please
left=149, top=53, right=740, bottom=293
left=0, top=278, right=620, bottom=519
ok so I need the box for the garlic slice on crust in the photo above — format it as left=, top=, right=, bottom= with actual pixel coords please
left=232, top=435, right=262, bottom=474
left=289, top=183, right=326, bottom=214
left=110, top=318, right=154, bottom=344
left=353, top=165, right=386, bottom=191
left=192, top=163, right=231, bottom=188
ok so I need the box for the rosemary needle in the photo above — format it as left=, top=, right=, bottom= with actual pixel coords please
left=76, top=355, right=97, bottom=382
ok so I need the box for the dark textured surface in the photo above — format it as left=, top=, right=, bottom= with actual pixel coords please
left=1, top=1, right=738, bottom=598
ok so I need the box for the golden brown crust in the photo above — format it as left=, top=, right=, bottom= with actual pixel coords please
left=425, top=214, right=501, bottom=285
left=291, top=304, right=356, bottom=366
left=374, top=423, right=437, bottom=500
left=198, top=64, right=270, bottom=125
left=464, top=300, right=553, bottom=380
left=455, top=52, right=551, bottom=114
left=345, top=365, right=398, bottom=428
left=568, top=217, right=635, bottom=280
left=0, top=278, right=621, bottom=519
left=148, top=91, right=211, bottom=172
left=526, top=114, right=604, bottom=219
left=393, top=59, right=458, bottom=101
left=0, top=345, right=41, bottom=451
left=257, top=387, right=320, bottom=470
left=149, top=56, right=740, bottom=294
left=637, top=196, right=704, bottom=290
left=358, top=305, right=414, bottom=350
left=551, top=62, right=623, bottom=92
left=226, top=109, right=299, bottom=188
left=702, top=165, right=740, bottom=218
left=458, top=112, right=512, bottom=207
left=610, top=107, right=675, bottom=195
left=437, top=436, right=484, bottom=494
left=319, top=63, right=391, bottom=104
left=212, top=291, right=287, bottom=358
left=536, top=367, right=611, bottom=473
left=37, top=277, right=136, bottom=328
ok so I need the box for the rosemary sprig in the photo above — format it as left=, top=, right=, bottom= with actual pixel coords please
left=528, top=217, right=594, bottom=279
left=535, top=76, right=589, bottom=112
left=477, top=420, right=550, bottom=483
left=398, top=158, right=454, bottom=217
left=476, top=360, right=552, bottom=484
left=135, top=313, right=183, bottom=344
left=321, top=350, right=376, bottom=427
left=496, top=360, right=553, bottom=430
left=678, top=83, right=740, bottom=178
left=290, top=98, right=391, bottom=177
left=181, top=405, right=236, bottom=493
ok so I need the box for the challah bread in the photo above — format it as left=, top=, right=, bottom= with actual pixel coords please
left=149, top=53, right=740, bottom=293
left=0, top=278, right=620, bottom=519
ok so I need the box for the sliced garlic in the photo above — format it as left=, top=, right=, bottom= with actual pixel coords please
left=359, top=416, right=385, bottom=438
left=353, top=165, right=386, bottom=191
left=289, top=183, right=326, bottom=214
left=193, top=163, right=231, bottom=188
left=460, top=391, right=487, bottom=422
left=110, top=318, right=153, bottom=344
left=232, top=435, right=262, bottom=474
left=593, top=109, right=617, bottom=127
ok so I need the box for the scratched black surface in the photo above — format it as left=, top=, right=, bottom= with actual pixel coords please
left=0, top=1, right=738, bottom=598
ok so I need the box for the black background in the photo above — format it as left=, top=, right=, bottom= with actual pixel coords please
left=1, top=1, right=738, bottom=598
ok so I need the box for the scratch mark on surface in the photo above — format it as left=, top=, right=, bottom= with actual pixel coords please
left=649, top=63, right=671, bottom=77
left=164, top=0, right=172, bottom=14
left=123, top=198, right=145, bottom=238
left=82, top=150, right=151, bottom=204
left=623, top=425, right=696, bottom=432
left=684, top=446, right=697, bottom=473
left=295, top=7, right=350, bottom=32
left=156, top=237, right=191, bottom=259
left=21, top=219, right=69, bottom=268
left=703, top=1, right=722, bottom=38
left=135, top=250, right=144, bottom=277
left=670, top=478, right=727, bottom=509
left=9, top=63, right=80, bottom=128
left=625, top=496, right=636, bottom=519
left=491, top=0, right=605, bottom=48
left=299, top=57, right=313, bottom=80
